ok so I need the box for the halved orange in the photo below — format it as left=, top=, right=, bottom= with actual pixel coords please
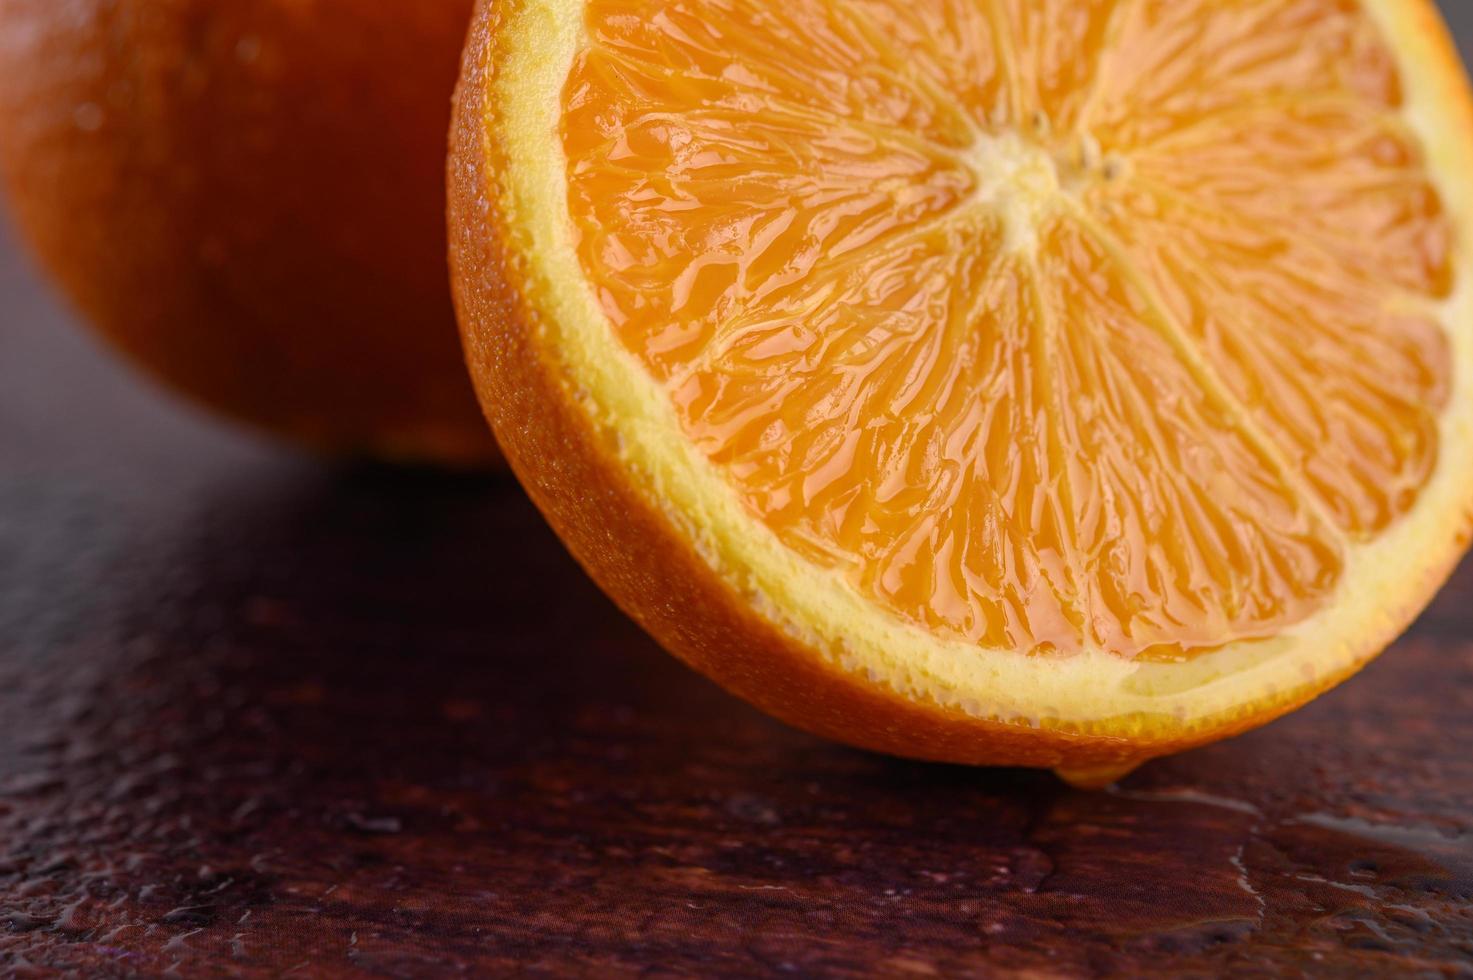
left=450, top=0, right=1473, bottom=784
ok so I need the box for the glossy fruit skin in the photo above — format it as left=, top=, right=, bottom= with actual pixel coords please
left=0, top=0, right=496, bottom=465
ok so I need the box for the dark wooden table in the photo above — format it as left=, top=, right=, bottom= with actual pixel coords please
left=5, top=11, right=1473, bottom=973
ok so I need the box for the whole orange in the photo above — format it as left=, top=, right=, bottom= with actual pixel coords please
left=0, top=0, right=495, bottom=465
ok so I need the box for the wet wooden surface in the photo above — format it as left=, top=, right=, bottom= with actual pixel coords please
left=5, top=10, right=1473, bottom=971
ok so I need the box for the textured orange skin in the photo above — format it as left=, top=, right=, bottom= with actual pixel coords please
left=0, top=0, right=496, bottom=465
left=448, top=0, right=1473, bottom=782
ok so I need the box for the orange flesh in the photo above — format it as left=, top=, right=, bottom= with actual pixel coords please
left=561, top=0, right=1454, bottom=660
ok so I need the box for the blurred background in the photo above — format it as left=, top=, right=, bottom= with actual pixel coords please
left=1449, top=1, right=1469, bottom=37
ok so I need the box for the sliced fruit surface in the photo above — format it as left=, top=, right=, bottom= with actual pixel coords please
left=451, top=0, right=1473, bottom=780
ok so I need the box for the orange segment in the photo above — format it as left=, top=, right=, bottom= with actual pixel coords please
left=1036, top=218, right=1343, bottom=658
left=1097, top=97, right=1454, bottom=533
left=1089, top=0, right=1405, bottom=148
left=1000, top=0, right=1122, bottom=129
left=451, top=0, right=1473, bottom=778
left=1096, top=179, right=1451, bottom=534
